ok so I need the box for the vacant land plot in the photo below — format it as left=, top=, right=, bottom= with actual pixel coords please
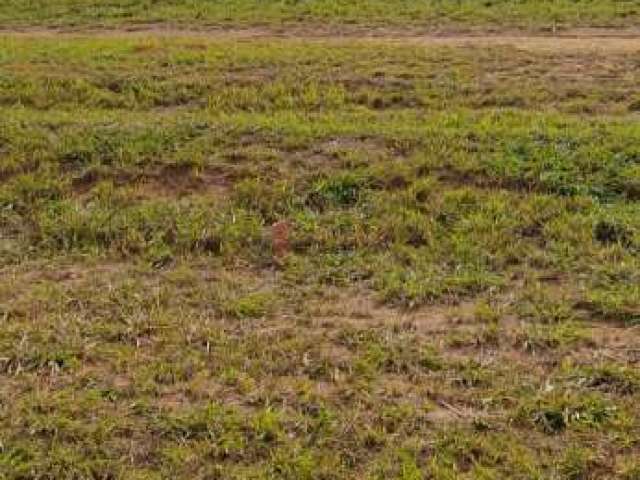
left=1, top=3, right=640, bottom=479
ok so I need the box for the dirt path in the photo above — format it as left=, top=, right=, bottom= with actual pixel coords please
left=1, top=25, right=639, bottom=52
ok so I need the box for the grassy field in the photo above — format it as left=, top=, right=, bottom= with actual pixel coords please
left=2, top=5, right=640, bottom=480
left=0, top=0, right=639, bottom=30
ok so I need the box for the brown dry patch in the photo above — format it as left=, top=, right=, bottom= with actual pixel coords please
left=376, top=374, right=420, bottom=398
left=434, top=166, right=549, bottom=195
left=271, top=220, right=291, bottom=260
left=71, top=164, right=234, bottom=200
left=424, top=385, right=497, bottom=423
left=306, top=292, right=392, bottom=326
left=307, top=292, right=480, bottom=336
left=222, top=66, right=278, bottom=86
left=70, top=168, right=127, bottom=195
left=185, top=380, right=224, bottom=402
left=156, top=390, right=190, bottom=410
left=402, top=34, right=640, bottom=53
left=257, top=375, right=343, bottom=408
left=276, top=136, right=399, bottom=177
left=424, top=406, right=461, bottom=424
left=140, top=165, right=233, bottom=199
left=0, top=261, right=129, bottom=321
left=443, top=310, right=640, bottom=380
left=579, top=324, right=640, bottom=364
left=2, top=261, right=124, bottom=289
left=112, top=374, right=133, bottom=391
left=424, top=401, right=492, bottom=426
left=315, top=136, right=390, bottom=156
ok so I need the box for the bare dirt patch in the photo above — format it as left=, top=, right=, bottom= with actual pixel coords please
left=71, top=165, right=234, bottom=200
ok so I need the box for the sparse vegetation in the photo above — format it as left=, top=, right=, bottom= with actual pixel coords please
left=2, top=4, right=640, bottom=479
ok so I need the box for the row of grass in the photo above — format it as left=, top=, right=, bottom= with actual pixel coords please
left=0, top=0, right=638, bottom=30
left=1, top=37, right=639, bottom=114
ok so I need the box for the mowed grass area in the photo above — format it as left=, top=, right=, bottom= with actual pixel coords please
left=2, top=32, right=640, bottom=479
left=0, top=0, right=639, bottom=30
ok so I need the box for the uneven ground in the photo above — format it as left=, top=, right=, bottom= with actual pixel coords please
left=2, top=2, right=640, bottom=479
